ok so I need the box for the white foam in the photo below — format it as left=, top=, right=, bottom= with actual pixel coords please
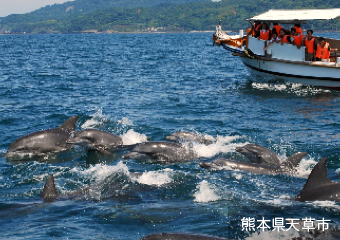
left=307, top=200, right=340, bottom=210
left=81, top=161, right=129, bottom=182
left=232, top=173, right=243, bottom=180
left=294, top=157, right=317, bottom=178
left=252, top=82, right=288, bottom=91
left=203, top=134, right=215, bottom=142
left=132, top=168, right=174, bottom=186
left=251, top=82, right=330, bottom=96
left=118, top=117, right=134, bottom=126
left=81, top=108, right=107, bottom=129
left=336, top=168, right=340, bottom=175
left=120, top=129, right=148, bottom=145
left=194, top=180, right=221, bottom=202
left=275, top=150, right=316, bottom=178
left=191, top=135, right=246, bottom=158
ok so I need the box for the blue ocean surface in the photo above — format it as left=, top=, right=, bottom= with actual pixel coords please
left=0, top=32, right=340, bottom=240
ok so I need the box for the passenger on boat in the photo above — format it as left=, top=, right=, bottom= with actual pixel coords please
left=256, top=22, right=271, bottom=40
left=250, top=21, right=262, bottom=36
left=279, top=29, right=291, bottom=44
left=294, top=24, right=303, bottom=38
left=315, top=37, right=331, bottom=61
left=272, top=23, right=283, bottom=35
left=294, top=24, right=303, bottom=45
left=263, top=31, right=281, bottom=51
left=290, top=28, right=302, bottom=47
left=302, top=30, right=317, bottom=61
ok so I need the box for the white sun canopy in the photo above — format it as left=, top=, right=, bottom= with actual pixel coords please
left=248, top=9, right=340, bottom=23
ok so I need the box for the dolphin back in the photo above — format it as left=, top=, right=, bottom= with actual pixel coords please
left=41, top=175, right=59, bottom=201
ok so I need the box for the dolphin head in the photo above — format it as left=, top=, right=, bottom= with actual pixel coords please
left=165, top=135, right=177, bottom=141
left=236, top=146, right=260, bottom=163
left=66, top=129, right=102, bottom=149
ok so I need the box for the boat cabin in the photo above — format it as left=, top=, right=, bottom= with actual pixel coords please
left=246, top=9, right=340, bottom=64
left=214, top=9, right=340, bottom=64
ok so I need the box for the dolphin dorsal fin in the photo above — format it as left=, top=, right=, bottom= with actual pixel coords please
left=59, top=116, right=79, bottom=131
left=41, top=175, right=59, bottom=200
left=300, top=157, right=333, bottom=191
left=281, top=152, right=308, bottom=169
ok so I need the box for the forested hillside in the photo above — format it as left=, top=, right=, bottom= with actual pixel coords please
left=1, top=0, right=340, bottom=33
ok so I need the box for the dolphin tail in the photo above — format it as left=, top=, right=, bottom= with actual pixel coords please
left=41, top=175, right=59, bottom=201
left=295, top=157, right=333, bottom=201
left=59, top=116, right=79, bottom=131
left=282, top=152, right=308, bottom=169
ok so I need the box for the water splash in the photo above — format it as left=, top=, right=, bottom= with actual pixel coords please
left=120, top=129, right=148, bottom=145
left=117, top=117, right=134, bottom=126
left=194, top=180, right=221, bottom=202
left=80, top=161, right=129, bottom=182
left=131, top=168, right=174, bottom=186
left=294, top=157, right=317, bottom=178
left=81, top=108, right=108, bottom=129
left=191, top=135, right=246, bottom=158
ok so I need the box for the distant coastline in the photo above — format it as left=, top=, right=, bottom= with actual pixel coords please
left=1, top=30, right=339, bottom=35
left=0, top=30, right=216, bottom=35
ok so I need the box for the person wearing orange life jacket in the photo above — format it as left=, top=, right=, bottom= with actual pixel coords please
left=290, top=28, right=302, bottom=46
left=294, top=24, right=303, bottom=36
left=315, top=37, right=331, bottom=61
left=294, top=24, right=303, bottom=46
left=257, top=22, right=271, bottom=40
left=250, top=21, right=262, bottom=36
left=272, top=23, right=283, bottom=36
left=302, top=29, right=317, bottom=61
left=279, top=29, right=292, bottom=44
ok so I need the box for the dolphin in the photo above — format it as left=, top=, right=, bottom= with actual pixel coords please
left=66, top=129, right=124, bottom=154
left=235, top=144, right=281, bottom=166
left=295, top=157, right=340, bottom=202
left=6, top=116, right=79, bottom=158
left=166, top=131, right=214, bottom=144
left=41, top=172, right=144, bottom=202
left=199, top=154, right=306, bottom=175
left=122, top=141, right=198, bottom=163
left=200, top=144, right=307, bottom=175
left=140, top=233, right=231, bottom=240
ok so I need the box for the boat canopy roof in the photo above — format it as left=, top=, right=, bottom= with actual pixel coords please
left=247, top=9, right=340, bottom=23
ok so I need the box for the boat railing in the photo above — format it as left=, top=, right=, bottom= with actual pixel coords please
left=248, top=36, right=305, bottom=61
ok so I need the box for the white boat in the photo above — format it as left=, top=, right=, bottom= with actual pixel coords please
left=213, top=9, right=340, bottom=88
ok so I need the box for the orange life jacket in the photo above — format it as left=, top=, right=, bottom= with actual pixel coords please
left=252, top=23, right=262, bottom=36
left=273, top=25, right=282, bottom=35
left=315, top=42, right=330, bottom=59
left=305, top=37, right=315, bottom=54
left=293, top=35, right=302, bottom=46
left=281, top=35, right=289, bottom=43
left=259, top=30, right=270, bottom=40
left=295, top=26, right=303, bottom=37
left=255, top=24, right=262, bottom=31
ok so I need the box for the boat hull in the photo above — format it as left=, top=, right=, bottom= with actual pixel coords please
left=240, top=56, right=340, bottom=88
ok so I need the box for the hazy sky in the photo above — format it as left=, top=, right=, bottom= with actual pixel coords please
left=0, top=0, right=72, bottom=17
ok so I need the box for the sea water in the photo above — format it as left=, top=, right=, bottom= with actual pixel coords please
left=0, top=32, right=340, bottom=239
